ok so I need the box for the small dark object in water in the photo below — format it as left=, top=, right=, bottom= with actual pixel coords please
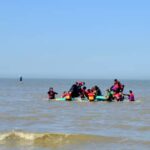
left=19, top=76, right=23, bottom=82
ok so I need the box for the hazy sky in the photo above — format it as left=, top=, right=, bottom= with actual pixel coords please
left=0, top=0, right=149, bottom=79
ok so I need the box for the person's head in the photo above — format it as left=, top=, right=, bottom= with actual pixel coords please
left=129, top=90, right=132, bottom=93
left=87, top=89, right=91, bottom=93
left=83, top=86, right=86, bottom=90
left=49, top=87, right=53, bottom=91
left=95, top=85, right=100, bottom=90
left=76, top=82, right=79, bottom=85
left=114, top=79, right=118, bottom=83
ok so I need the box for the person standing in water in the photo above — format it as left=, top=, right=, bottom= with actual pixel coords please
left=47, top=87, right=58, bottom=99
left=128, top=90, right=135, bottom=101
left=19, top=76, right=23, bottom=82
left=123, top=90, right=135, bottom=101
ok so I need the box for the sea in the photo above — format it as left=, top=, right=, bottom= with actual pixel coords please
left=0, top=78, right=149, bottom=150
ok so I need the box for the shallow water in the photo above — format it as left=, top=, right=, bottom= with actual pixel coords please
left=0, top=79, right=149, bottom=150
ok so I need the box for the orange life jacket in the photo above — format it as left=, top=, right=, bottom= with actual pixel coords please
left=65, top=93, right=71, bottom=100
left=88, top=93, right=95, bottom=101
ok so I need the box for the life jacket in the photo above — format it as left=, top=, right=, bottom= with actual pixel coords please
left=65, top=93, right=72, bottom=100
left=62, top=92, right=67, bottom=98
left=112, top=83, right=119, bottom=91
left=129, top=93, right=135, bottom=101
left=114, top=93, right=121, bottom=101
left=88, top=93, right=95, bottom=101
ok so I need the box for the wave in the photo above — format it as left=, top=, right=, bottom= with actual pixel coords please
left=0, top=131, right=149, bottom=148
left=0, top=131, right=121, bottom=147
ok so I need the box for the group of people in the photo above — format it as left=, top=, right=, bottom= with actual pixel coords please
left=62, top=82, right=102, bottom=101
left=105, top=79, right=135, bottom=102
left=47, top=79, right=135, bottom=102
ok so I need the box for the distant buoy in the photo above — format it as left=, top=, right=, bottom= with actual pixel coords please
left=19, top=76, right=23, bottom=82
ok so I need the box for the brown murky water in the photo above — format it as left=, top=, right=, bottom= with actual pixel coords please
left=0, top=79, right=149, bottom=150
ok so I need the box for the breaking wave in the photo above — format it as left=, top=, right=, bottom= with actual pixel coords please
left=0, top=131, right=149, bottom=148
left=0, top=131, right=120, bottom=146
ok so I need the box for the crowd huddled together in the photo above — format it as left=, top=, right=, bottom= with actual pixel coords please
left=47, top=79, right=135, bottom=102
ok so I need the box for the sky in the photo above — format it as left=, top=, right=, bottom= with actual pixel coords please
left=0, top=0, right=150, bottom=79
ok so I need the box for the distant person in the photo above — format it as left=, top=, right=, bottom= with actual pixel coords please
left=123, top=90, right=135, bottom=101
left=69, top=82, right=80, bottom=97
left=110, top=79, right=124, bottom=93
left=93, top=85, right=102, bottom=96
left=80, top=86, right=88, bottom=99
left=113, top=92, right=124, bottom=101
left=105, top=89, right=113, bottom=102
left=87, top=89, right=95, bottom=101
left=47, top=87, right=58, bottom=99
left=19, top=76, right=23, bottom=82
left=128, top=90, right=135, bottom=101
left=110, top=79, right=119, bottom=92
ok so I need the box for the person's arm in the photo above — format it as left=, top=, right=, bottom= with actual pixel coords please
left=123, top=93, right=129, bottom=96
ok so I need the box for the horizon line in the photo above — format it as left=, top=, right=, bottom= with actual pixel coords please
left=0, top=77, right=149, bottom=81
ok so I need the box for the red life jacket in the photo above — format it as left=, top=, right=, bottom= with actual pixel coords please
left=114, top=93, right=121, bottom=101
left=129, top=93, right=135, bottom=101
left=65, top=93, right=71, bottom=100
left=113, top=83, right=119, bottom=90
left=88, top=93, right=95, bottom=101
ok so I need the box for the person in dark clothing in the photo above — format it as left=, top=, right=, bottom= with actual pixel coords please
left=80, top=86, right=88, bottom=99
left=47, top=87, right=58, bottom=99
left=93, top=85, right=102, bottom=96
left=19, top=76, right=23, bottom=82
left=110, top=79, right=124, bottom=93
left=69, top=82, right=80, bottom=98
